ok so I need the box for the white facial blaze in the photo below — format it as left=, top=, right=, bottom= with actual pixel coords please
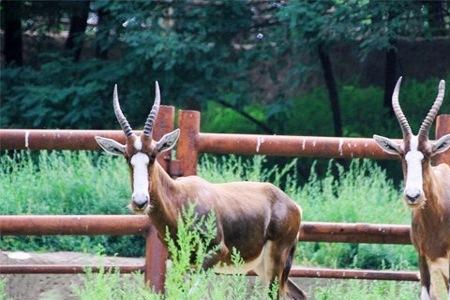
left=130, top=153, right=149, bottom=202
left=404, top=135, right=424, bottom=199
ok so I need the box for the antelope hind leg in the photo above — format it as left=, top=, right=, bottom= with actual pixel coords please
left=286, top=278, right=307, bottom=300
left=427, top=257, right=449, bottom=300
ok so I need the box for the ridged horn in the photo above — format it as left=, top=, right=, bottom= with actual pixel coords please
left=392, top=77, right=412, bottom=139
left=113, top=84, right=134, bottom=137
left=418, top=80, right=445, bottom=141
left=143, top=81, right=161, bottom=137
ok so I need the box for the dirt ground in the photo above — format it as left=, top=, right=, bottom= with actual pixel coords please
left=0, top=251, right=143, bottom=300
left=1, top=251, right=327, bottom=300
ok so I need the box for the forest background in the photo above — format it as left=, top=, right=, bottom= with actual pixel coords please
left=3, top=0, right=450, bottom=180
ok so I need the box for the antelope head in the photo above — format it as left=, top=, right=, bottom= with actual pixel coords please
left=374, top=77, right=450, bottom=207
left=95, top=82, right=180, bottom=212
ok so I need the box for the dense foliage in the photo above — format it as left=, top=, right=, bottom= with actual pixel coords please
left=2, top=1, right=449, bottom=136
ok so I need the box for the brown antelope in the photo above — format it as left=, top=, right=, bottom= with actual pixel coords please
left=95, top=82, right=307, bottom=299
left=373, top=77, right=450, bottom=299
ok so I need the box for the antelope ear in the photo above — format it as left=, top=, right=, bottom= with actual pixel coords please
left=95, top=136, right=125, bottom=156
left=431, top=134, right=450, bottom=155
left=156, top=129, right=180, bottom=153
left=373, top=134, right=402, bottom=155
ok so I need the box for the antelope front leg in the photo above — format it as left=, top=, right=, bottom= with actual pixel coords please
left=420, top=255, right=431, bottom=300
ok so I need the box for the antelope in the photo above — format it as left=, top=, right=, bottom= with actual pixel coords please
left=95, top=82, right=307, bottom=299
left=373, top=77, right=450, bottom=300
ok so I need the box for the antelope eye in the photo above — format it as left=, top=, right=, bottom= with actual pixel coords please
left=385, top=143, right=395, bottom=151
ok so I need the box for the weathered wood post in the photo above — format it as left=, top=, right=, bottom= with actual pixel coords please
left=435, top=114, right=450, bottom=165
left=144, top=105, right=174, bottom=292
left=176, top=110, right=200, bottom=176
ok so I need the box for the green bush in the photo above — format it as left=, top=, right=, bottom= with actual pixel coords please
left=0, top=151, right=417, bottom=270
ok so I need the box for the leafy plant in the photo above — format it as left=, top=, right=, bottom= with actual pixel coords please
left=74, top=206, right=276, bottom=300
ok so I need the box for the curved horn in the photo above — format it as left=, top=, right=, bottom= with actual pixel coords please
left=143, top=81, right=161, bottom=137
left=392, top=77, right=412, bottom=138
left=113, top=84, right=134, bottom=137
left=418, top=80, right=445, bottom=141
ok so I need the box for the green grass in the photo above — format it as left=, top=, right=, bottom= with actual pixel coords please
left=0, top=151, right=416, bottom=269
left=0, top=279, right=5, bottom=300
left=314, top=280, right=418, bottom=300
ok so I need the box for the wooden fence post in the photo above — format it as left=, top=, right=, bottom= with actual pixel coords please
left=176, top=110, right=200, bottom=176
left=143, top=105, right=174, bottom=292
left=435, top=114, right=450, bottom=166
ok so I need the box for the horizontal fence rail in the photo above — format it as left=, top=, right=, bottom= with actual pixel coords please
left=0, top=129, right=400, bottom=159
left=287, top=267, right=419, bottom=281
left=0, top=215, right=416, bottom=282
left=0, top=215, right=150, bottom=235
left=0, top=264, right=419, bottom=282
left=0, top=265, right=145, bottom=274
left=0, top=215, right=411, bottom=244
left=198, top=133, right=400, bottom=160
left=299, top=222, right=411, bottom=244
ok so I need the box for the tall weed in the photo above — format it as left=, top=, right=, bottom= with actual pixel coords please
left=74, top=207, right=275, bottom=300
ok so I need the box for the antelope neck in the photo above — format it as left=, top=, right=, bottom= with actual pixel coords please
left=148, top=162, right=181, bottom=230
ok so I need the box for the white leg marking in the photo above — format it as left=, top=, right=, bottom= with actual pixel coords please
left=130, top=153, right=149, bottom=199
left=421, top=286, right=431, bottom=300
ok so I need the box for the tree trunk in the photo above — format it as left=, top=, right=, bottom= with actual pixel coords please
left=65, top=1, right=90, bottom=62
left=383, top=43, right=397, bottom=111
left=317, top=44, right=343, bottom=137
left=95, top=8, right=109, bottom=59
left=214, top=99, right=275, bottom=134
left=427, top=1, right=447, bottom=36
left=2, top=1, right=23, bottom=66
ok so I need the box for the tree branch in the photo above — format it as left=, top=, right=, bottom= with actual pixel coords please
left=213, top=99, right=275, bottom=134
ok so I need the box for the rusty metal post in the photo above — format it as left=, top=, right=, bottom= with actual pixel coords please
left=142, top=106, right=174, bottom=292
left=435, top=114, right=450, bottom=165
left=153, top=106, right=175, bottom=172
left=176, top=110, right=200, bottom=176
left=144, top=227, right=166, bottom=292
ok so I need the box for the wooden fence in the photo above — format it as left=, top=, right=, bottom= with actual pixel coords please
left=1, top=106, right=449, bottom=291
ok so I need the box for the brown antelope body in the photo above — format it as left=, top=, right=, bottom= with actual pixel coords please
left=374, top=78, right=450, bottom=299
left=95, top=83, right=306, bottom=299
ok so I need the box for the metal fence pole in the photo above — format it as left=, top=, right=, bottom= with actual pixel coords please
left=176, top=110, right=200, bottom=176
left=142, top=105, right=174, bottom=292
left=435, top=114, right=450, bottom=165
